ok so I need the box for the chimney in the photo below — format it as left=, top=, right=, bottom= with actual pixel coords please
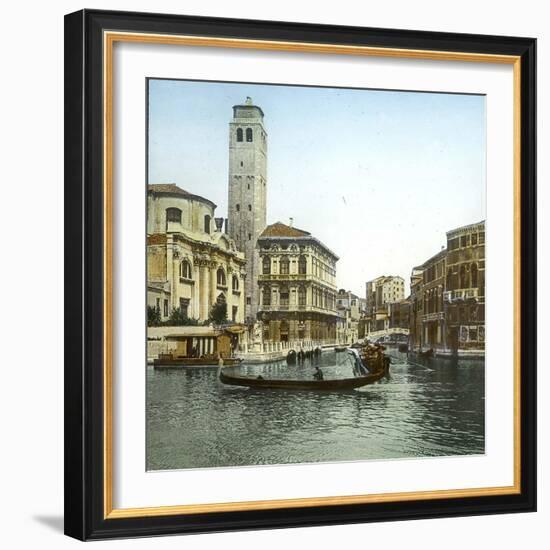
left=214, top=217, right=224, bottom=232
left=289, top=217, right=294, bottom=228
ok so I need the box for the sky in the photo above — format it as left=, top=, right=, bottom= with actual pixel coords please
left=148, top=79, right=486, bottom=297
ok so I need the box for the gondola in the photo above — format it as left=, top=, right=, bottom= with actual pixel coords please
left=218, top=367, right=386, bottom=390
left=219, top=350, right=389, bottom=390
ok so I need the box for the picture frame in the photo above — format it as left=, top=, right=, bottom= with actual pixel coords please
left=64, top=9, right=537, bottom=540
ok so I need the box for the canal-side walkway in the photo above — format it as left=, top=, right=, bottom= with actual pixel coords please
left=237, top=340, right=338, bottom=363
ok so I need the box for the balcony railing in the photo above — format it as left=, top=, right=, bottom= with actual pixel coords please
left=422, top=311, right=445, bottom=321
left=444, top=288, right=479, bottom=303
left=259, top=304, right=336, bottom=315
left=258, top=273, right=337, bottom=288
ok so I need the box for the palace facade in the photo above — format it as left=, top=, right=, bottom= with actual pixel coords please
left=256, top=221, right=339, bottom=343
left=147, top=184, right=246, bottom=324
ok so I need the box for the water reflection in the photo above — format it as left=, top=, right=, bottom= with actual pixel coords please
left=146, top=350, right=485, bottom=470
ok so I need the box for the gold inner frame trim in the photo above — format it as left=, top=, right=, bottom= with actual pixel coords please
left=103, top=30, right=522, bottom=520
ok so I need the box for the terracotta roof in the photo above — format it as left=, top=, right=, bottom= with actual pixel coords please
left=259, top=222, right=311, bottom=238
left=148, top=184, right=216, bottom=208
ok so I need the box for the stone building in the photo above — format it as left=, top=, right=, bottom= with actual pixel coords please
left=413, top=249, right=446, bottom=352
left=336, top=289, right=362, bottom=344
left=227, top=97, right=267, bottom=322
left=365, top=275, right=405, bottom=333
left=147, top=184, right=246, bottom=323
left=388, top=298, right=411, bottom=331
left=444, top=221, right=485, bottom=356
left=256, top=221, right=339, bottom=343
left=409, top=220, right=485, bottom=357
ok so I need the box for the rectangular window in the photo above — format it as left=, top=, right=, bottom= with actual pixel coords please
left=179, top=298, right=189, bottom=318
left=163, top=299, right=168, bottom=317
left=246, top=296, right=251, bottom=305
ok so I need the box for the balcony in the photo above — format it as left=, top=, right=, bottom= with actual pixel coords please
left=422, top=311, right=445, bottom=322
left=444, top=288, right=479, bottom=303
left=259, top=304, right=336, bottom=315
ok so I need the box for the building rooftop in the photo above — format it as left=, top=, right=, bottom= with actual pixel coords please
left=260, top=222, right=311, bottom=238
left=258, top=222, right=339, bottom=260
left=446, top=220, right=485, bottom=238
left=148, top=183, right=216, bottom=209
left=232, top=96, right=265, bottom=118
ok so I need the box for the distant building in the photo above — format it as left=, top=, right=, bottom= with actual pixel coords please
left=336, top=289, right=361, bottom=344
left=409, top=220, right=485, bottom=357
left=256, top=221, right=339, bottom=343
left=365, top=275, right=405, bottom=333
left=147, top=184, right=246, bottom=324
left=388, top=298, right=411, bottom=331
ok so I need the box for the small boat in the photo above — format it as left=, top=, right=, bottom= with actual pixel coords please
left=419, top=348, right=434, bottom=357
left=334, top=345, right=348, bottom=352
left=154, top=353, right=242, bottom=367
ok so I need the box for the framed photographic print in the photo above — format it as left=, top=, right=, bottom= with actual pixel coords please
left=64, top=9, right=536, bottom=540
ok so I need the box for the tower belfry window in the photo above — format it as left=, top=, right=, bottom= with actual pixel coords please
left=236, top=128, right=243, bottom=142
left=246, top=128, right=253, bottom=142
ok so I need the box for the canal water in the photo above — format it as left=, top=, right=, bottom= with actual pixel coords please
left=146, top=350, right=485, bottom=470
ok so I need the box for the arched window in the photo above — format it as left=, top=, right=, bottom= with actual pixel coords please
left=246, top=128, right=253, bottom=142
left=471, top=263, right=478, bottom=288
left=204, top=214, right=211, bottom=234
left=298, top=286, right=306, bottom=306
left=262, top=256, right=271, bottom=275
left=236, top=128, right=243, bottom=142
left=236, top=204, right=240, bottom=212
left=166, top=207, right=181, bottom=223
left=298, top=255, right=307, bottom=275
left=279, top=258, right=290, bottom=275
left=280, top=257, right=290, bottom=275
left=232, top=275, right=239, bottom=292
left=460, top=264, right=468, bottom=289
left=280, top=286, right=289, bottom=307
left=216, top=268, right=226, bottom=287
left=180, top=259, right=192, bottom=280
left=446, top=268, right=453, bottom=289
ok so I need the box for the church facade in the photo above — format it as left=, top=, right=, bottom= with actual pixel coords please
left=147, top=184, right=246, bottom=324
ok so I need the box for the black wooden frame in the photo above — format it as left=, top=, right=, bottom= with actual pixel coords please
left=64, top=9, right=537, bottom=541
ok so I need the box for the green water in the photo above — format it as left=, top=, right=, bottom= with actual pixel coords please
left=146, top=350, right=484, bottom=470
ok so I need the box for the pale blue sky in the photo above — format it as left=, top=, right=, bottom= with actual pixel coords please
left=148, top=79, right=485, bottom=297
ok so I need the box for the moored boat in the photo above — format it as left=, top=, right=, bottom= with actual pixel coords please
left=154, top=353, right=243, bottom=367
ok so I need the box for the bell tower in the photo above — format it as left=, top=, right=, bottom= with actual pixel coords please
left=228, top=97, right=267, bottom=321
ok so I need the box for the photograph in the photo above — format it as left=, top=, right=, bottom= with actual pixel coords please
left=145, top=78, right=486, bottom=471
